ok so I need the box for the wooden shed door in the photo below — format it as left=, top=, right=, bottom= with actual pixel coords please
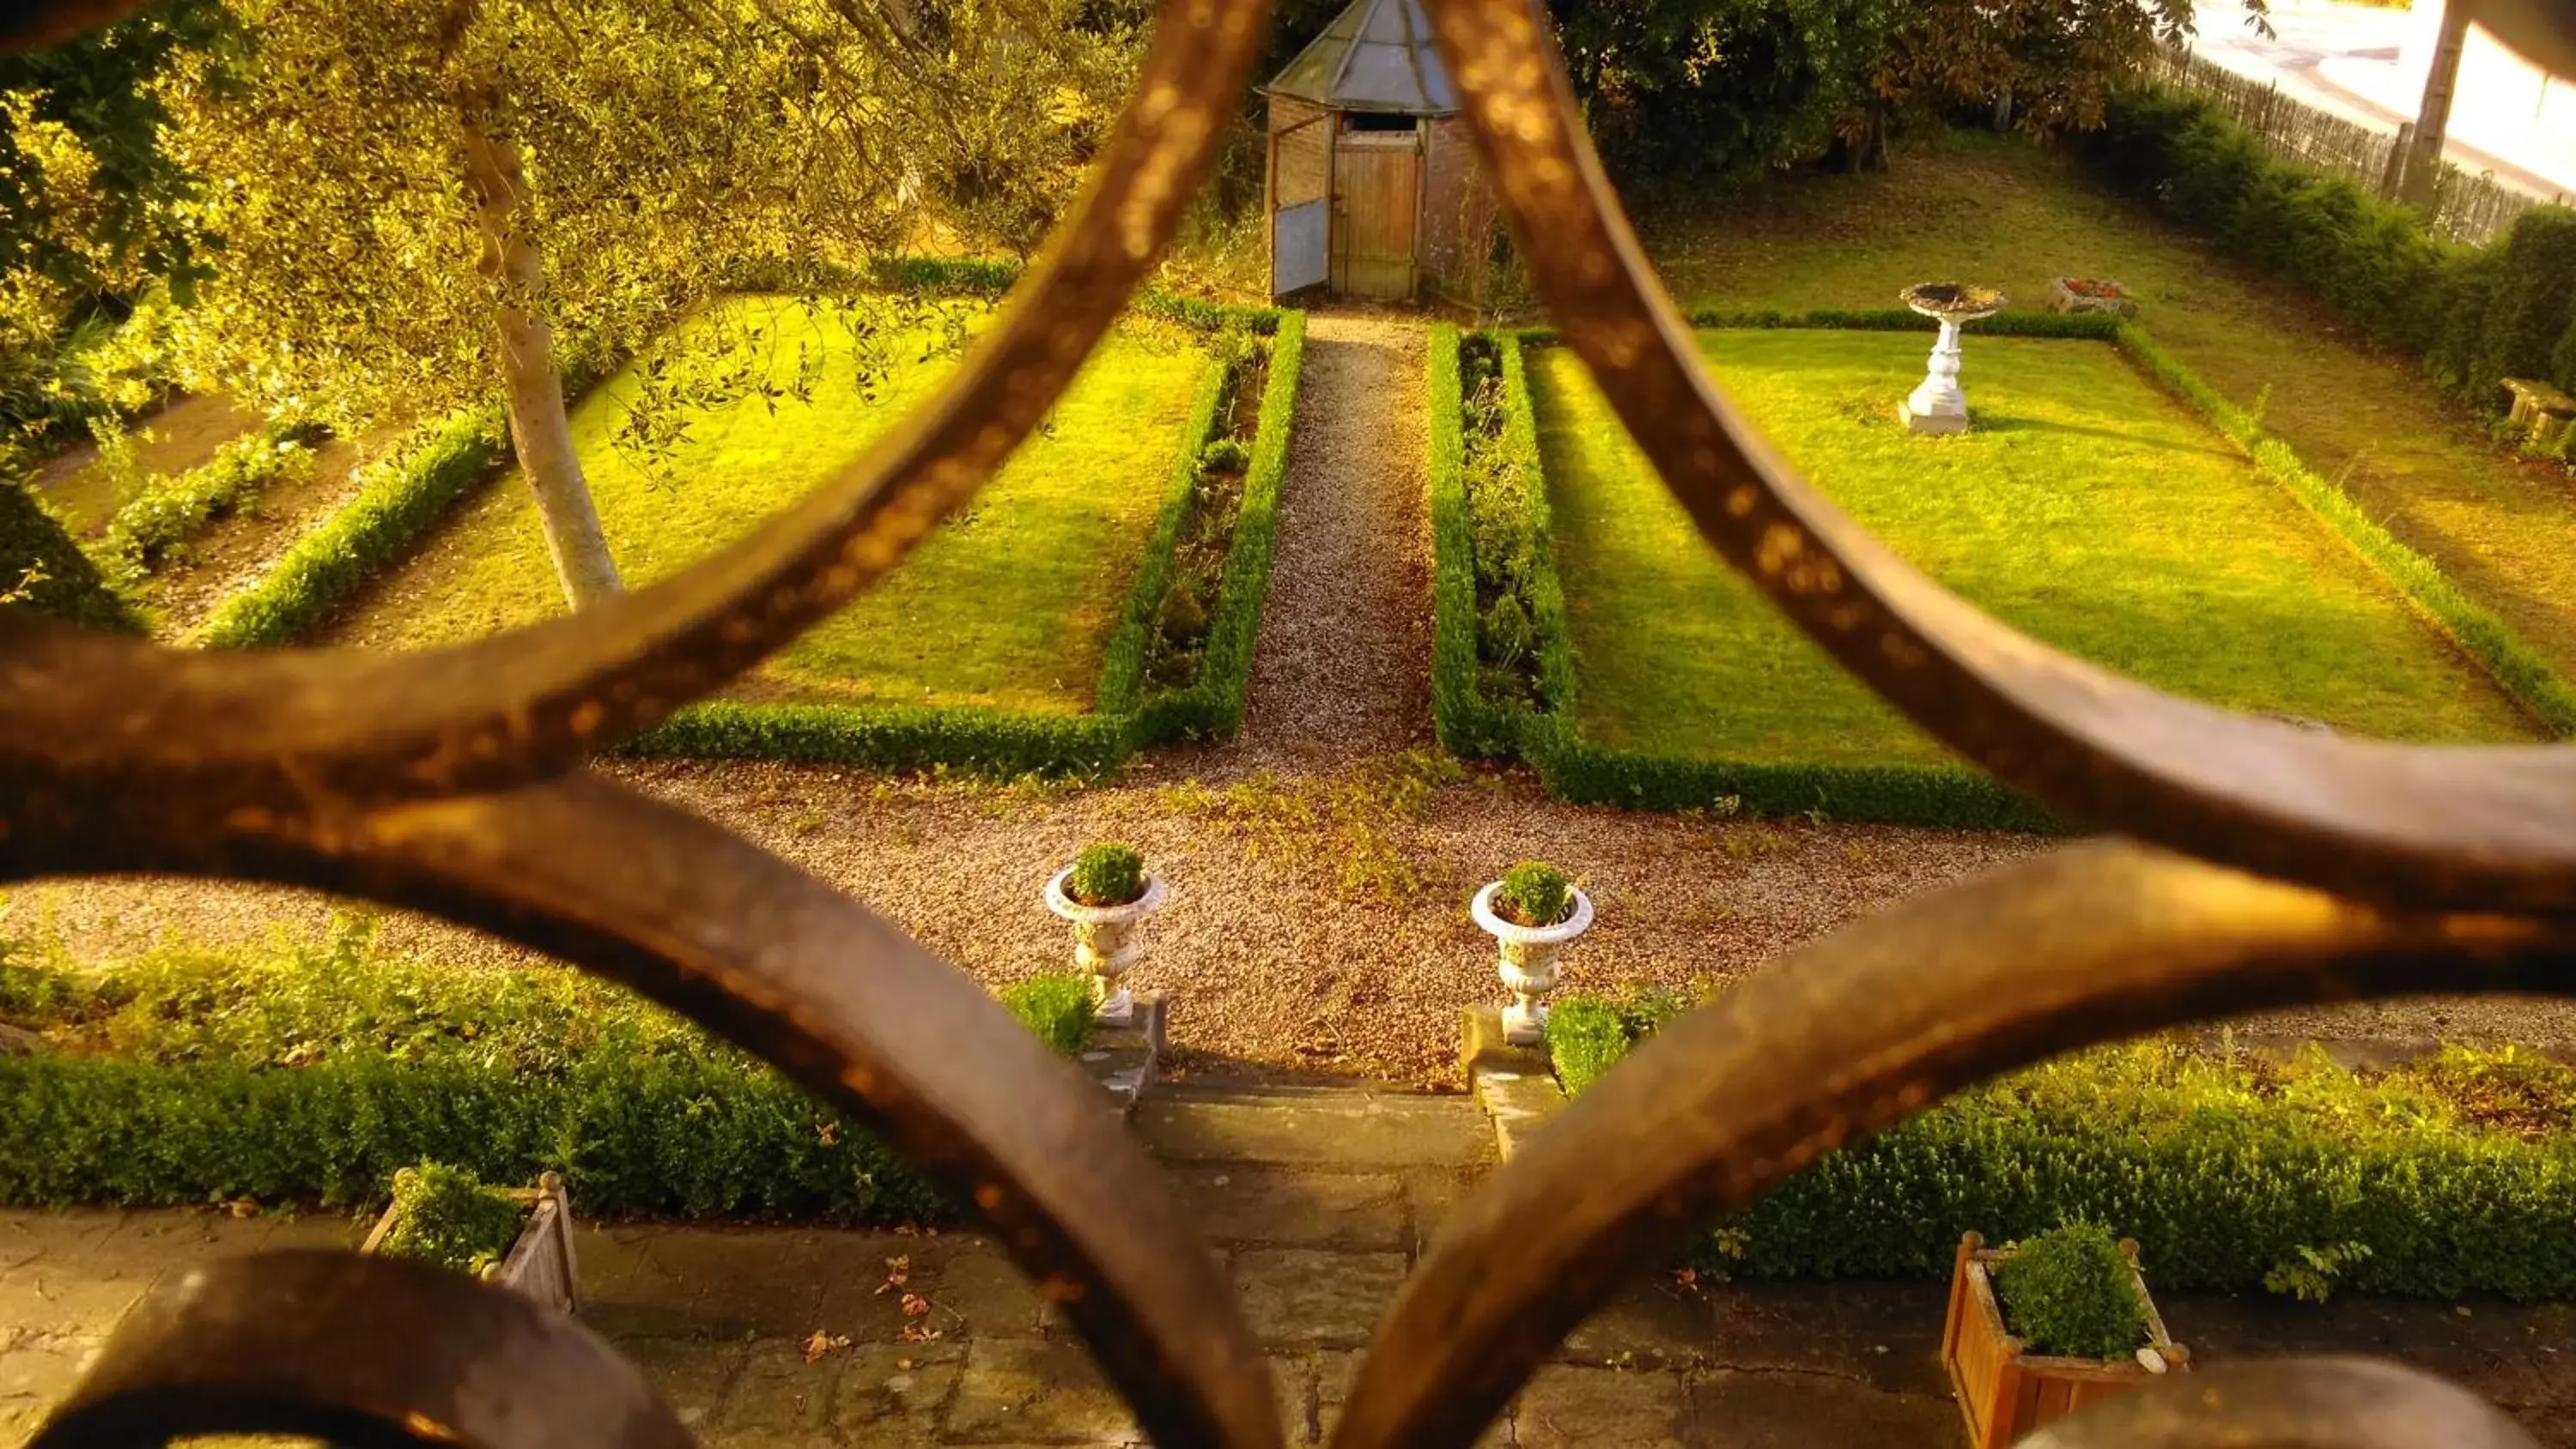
left=1331, top=130, right=1419, bottom=300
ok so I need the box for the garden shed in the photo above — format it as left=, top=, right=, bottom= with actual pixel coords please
left=1261, top=0, right=1497, bottom=306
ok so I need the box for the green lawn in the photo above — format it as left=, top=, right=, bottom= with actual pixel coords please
left=1532, top=330, right=2542, bottom=767
left=1637, top=131, right=2576, bottom=688
left=324, top=298, right=1212, bottom=714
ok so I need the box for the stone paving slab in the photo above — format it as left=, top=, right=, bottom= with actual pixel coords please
left=1136, top=1087, right=1493, bottom=1170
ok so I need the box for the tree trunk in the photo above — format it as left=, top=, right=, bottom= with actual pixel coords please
left=2397, top=0, right=2473, bottom=212
left=455, top=95, right=623, bottom=610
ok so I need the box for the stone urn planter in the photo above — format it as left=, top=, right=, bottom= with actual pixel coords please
left=1470, top=862, right=1595, bottom=1046
left=1899, top=282, right=2005, bottom=436
left=1942, top=1230, right=2186, bottom=1448
left=2046, top=276, right=2138, bottom=318
left=362, top=1168, right=580, bottom=1316
left=1045, top=844, right=1166, bottom=1028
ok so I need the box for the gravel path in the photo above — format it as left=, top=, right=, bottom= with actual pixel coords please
left=17, top=757, right=2576, bottom=1084
left=1236, top=312, right=1434, bottom=766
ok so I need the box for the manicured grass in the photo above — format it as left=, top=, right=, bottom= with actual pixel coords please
left=323, top=297, right=1212, bottom=715
left=1531, top=329, right=2541, bottom=766
left=1637, top=130, right=2576, bottom=687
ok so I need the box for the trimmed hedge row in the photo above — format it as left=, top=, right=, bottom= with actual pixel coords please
left=2116, top=324, right=2576, bottom=738
left=1096, top=358, right=1234, bottom=718
left=2080, top=87, right=2576, bottom=408
left=1510, top=310, right=2125, bottom=345
left=191, top=406, right=504, bottom=650
left=631, top=310, right=1305, bottom=773
left=1426, top=327, right=2056, bottom=828
left=0, top=930, right=1091, bottom=1220
left=1131, top=311, right=1306, bottom=743
left=1550, top=1002, right=2576, bottom=1301
left=95, top=416, right=329, bottom=588
left=0, top=478, right=144, bottom=634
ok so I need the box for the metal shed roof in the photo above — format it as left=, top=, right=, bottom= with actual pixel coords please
left=1261, top=0, right=1457, bottom=114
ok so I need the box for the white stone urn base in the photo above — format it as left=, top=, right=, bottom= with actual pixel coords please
left=1045, top=869, right=1167, bottom=1026
left=1470, top=882, right=1595, bottom=1046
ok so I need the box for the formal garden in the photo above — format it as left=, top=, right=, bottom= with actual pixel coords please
left=4, top=0, right=2576, bottom=1440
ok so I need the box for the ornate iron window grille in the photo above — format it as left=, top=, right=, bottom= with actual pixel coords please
left=5, top=0, right=2573, bottom=1442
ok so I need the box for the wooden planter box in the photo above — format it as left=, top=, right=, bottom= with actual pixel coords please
left=362, top=1170, right=581, bottom=1316
left=1941, top=1231, right=2186, bottom=1447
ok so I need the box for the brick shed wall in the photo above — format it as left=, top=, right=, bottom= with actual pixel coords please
left=1418, top=114, right=1495, bottom=307
left=1268, top=95, right=1333, bottom=209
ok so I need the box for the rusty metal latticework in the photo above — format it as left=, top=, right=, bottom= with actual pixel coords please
left=5, top=0, right=2573, bottom=1442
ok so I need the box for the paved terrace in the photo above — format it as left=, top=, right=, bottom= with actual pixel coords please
left=5, top=1081, right=2573, bottom=1446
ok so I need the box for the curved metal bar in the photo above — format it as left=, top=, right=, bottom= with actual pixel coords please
left=2017, top=1356, right=2543, bottom=1448
left=1328, top=839, right=2576, bottom=1449
left=1414, top=0, right=2576, bottom=915
left=30, top=1250, right=690, bottom=1449
left=7, top=769, right=1281, bottom=1449
left=0, top=0, right=1266, bottom=833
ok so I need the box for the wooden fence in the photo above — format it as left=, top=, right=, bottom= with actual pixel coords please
left=2144, top=45, right=2565, bottom=246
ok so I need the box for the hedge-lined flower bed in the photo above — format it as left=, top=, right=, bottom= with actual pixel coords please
left=1426, top=324, right=2051, bottom=828
left=0, top=928, right=1091, bottom=1221
left=1428, top=318, right=2576, bottom=826
left=628, top=309, right=1305, bottom=773
left=1550, top=993, right=2576, bottom=1301
left=94, top=415, right=330, bottom=589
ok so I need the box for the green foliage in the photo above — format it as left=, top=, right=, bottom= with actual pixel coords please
left=0, top=925, right=1087, bottom=1219
left=2081, top=88, right=2576, bottom=413
left=1101, top=355, right=1233, bottom=714
left=377, top=1162, right=526, bottom=1277
left=1427, top=325, right=1518, bottom=758
left=1495, top=860, right=1573, bottom=926
left=193, top=407, right=502, bottom=649
left=629, top=700, right=1138, bottom=776
left=0, top=476, right=143, bottom=632
left=2466, top=207, right=2576, bottom=405
left=2117, top=324, right=2576, bottom=738
left=1200, top=437, right=1251, bottom=474
left=1545, top=997, right=1631, bottom=1098
left=0, top=1, right=230, bottom=308
left=1479, top=592, right=1534, bottom=667
left=1131, top=312, right=1305, bottom=744
left=94, top=416, right=324, bottom=585
left=1552, top=1009, right=2576, bottom=1300
left=1001, top=974, right=1096, bottom=1054
left=2264, top=1240, right=2374, bottom=1304
left=1993, top=1223, right=2147, bottom=1360
left=1068, top=842, right=1147, bottom=906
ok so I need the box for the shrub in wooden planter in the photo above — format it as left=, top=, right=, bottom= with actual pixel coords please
left=363, top=1164, right=580, bottom=1316
left=1942, top=1228, right=2186, bottom=1447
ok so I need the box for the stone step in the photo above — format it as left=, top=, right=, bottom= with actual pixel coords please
left=1132, top=1086, right=1493, bottom=1171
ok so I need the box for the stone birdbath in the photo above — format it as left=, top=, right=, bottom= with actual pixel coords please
left=1899, top=282, right=2005, bottom=436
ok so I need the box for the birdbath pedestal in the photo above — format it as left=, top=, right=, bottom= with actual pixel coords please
left=1899, top=283, right=2004, bottom=436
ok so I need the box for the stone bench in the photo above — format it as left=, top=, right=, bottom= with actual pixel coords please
left=2502, top=377, right=2576, bottom=452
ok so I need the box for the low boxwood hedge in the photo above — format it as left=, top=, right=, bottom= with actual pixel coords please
left=1550, top=992, right=2576, bottom=1301
left=191, top=406, right=505, bottom=650
left=0, top=926, right=1093, bottom=1221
